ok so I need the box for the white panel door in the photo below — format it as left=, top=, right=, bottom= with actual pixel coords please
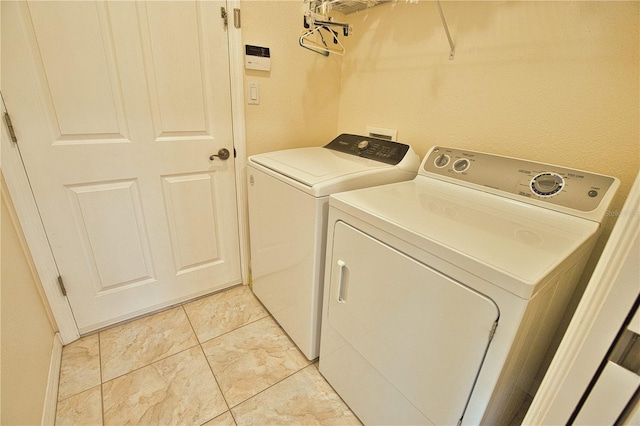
left=1, top=0, right=241, bottom=333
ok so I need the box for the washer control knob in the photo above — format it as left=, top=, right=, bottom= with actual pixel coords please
left=434, top=154, right=450, bottom=168
left=531, top=172, right=564, bottom=197
left=453, top=158, right=470, bottom=173
left=357, top=140, right=370, bottom=151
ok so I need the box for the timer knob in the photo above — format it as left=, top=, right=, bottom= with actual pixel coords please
left=357, top=140, right=370, bottom=151
left=453, top=158, right=470, bottom=173
left=434, top=154, right=450, bottom=168
left=531, top=172, right=564, bottom=197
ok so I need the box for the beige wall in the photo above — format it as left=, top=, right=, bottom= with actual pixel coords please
left=337, top=1, right=638, bottom=223
left=1, top=175, right=57, bottom=425
left=241, top=0, right=343, bottom=156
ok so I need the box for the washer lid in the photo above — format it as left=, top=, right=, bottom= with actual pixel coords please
left=250, top=147, right=391, bottom=185
left=249, top=147, right=412, bottom=196
left=329, top=177, right=600, bottom=299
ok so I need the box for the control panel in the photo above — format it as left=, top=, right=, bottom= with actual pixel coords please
left=423, top=146, right=618, bottom=214
left=324, top=134, right=410, bottom=166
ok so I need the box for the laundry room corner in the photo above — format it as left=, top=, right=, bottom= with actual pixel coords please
left=231, top=1, right=638, bottom=419
left=1, top=173, right=60, bottom=425
left=238, top=0, right=638, bottom=237
left=237, top=0, right=638, bottom=348
left=240, top=0, right=344, bottom=156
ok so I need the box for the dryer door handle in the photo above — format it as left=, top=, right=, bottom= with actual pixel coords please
left=337, top=260, right=348, bottom=303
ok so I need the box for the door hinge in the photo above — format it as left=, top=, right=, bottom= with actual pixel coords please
left=233, top=8, right=241, bottom=29
left=4, top=112, right=18, bottom=144
left=489, top=321, right=498, bottom=341
left=221, top=6, right=228, bottom=30
left=57, top=275, right=68, bottom=297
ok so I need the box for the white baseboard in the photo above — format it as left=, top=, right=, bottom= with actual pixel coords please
left=41, top=333, right=63, bottom=425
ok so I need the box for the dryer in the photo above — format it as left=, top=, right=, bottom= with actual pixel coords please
left=247, top=134, right=420, bottom=360
left=319, top=146, right=619, bottom=425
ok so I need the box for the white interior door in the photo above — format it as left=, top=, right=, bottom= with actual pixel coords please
left=2, top=0, right=241, bottom=333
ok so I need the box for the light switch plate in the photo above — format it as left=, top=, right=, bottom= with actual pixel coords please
left=248, top=82, right=259, bottom=105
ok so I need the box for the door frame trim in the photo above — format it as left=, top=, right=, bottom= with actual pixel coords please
left=227, top=0, right=250, bottom=287
left=0, top=0, right=248, bottom=345
left=1, top=126, right=80, bottom=344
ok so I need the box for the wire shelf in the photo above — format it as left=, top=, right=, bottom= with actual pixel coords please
left=330, top=0, right=392, bottom=15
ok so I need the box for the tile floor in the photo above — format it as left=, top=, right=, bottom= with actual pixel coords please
left=55, top=285, right=361, bottom=425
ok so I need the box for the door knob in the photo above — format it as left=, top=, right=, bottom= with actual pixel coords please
left=209, top=148, right=231, bottom=161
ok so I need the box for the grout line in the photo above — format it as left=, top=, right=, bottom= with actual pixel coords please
left=100, top=345, right=198, bottom=386
left=84, top=284, right=246, bottom=337
left=99, top=296, right=225, bottom=385
left=98, top=332, right=105, bottom=426
left=184, top=302, right=244, bottom=426
left=227, top=362, right=317, bottom=411
left=191, top=308, right=313, bottom=412
left=196, top=343, right=232, bottom=423
left=55, top=335, right=104, bottom=404
left=196, top=312, right=271, bottom=346
left=99, top=308, right=201, bottom=383
left=98, top=332, right=103, bottom=385
left=59, top=285, right=347, bottom=425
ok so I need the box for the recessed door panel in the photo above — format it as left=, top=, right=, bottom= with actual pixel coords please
left=27, top=1, right=127, bottom=141
left=162, top=173, right=221, bottom=273
left=67, top=180, right=154, bottom=291
left=324, top=221, right=499, bottom=425
left=141, top=1, right=206, bottom=136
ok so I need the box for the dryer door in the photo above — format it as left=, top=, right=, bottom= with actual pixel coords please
left=320, top=221, right=500, bottom=425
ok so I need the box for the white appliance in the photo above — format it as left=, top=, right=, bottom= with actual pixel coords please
left=247, top=134, right=420, bottom=360
left=525, top=172, right=640, bottom=425
left=319, top=146, right=619, bottom=425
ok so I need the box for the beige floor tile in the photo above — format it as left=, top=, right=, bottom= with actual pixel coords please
left=55, top=386, right=103, bottom=426
left=202, top=316, right=311, bottom=407
left=58, top=334, right=101, bottom=400
left=183, top=284, right=268, bottom=343
left=102, top=346, right=227, bottom=425
left=100, top=306, right=198, bottom=381
left=202, top=410, right=237, bottom=425
left=231, top=364, right=361, bottom=425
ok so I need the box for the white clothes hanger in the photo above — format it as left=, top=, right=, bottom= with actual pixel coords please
left=299, top=25, right=345, bottom=56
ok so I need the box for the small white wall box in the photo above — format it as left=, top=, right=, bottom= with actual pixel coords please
left=245, top=45, right=271, bottom=71
left=366, top=126, right=397, bottom=141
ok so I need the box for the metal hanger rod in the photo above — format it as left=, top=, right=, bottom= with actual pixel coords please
left=436, top=0, right=455, bottom=60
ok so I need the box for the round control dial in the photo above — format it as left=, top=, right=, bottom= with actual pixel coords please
left=531, top=172, right=564, bottom=197
left=434, top=154, right=450, bottom=168
left=452, top=158, right=470, bottom=173
left=357, top=140, right=370, bottom=150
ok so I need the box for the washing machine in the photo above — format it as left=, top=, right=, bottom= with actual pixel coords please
left=319, top=146, right=619, bottom=425
left=247, top=134, right=420, bottom=360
